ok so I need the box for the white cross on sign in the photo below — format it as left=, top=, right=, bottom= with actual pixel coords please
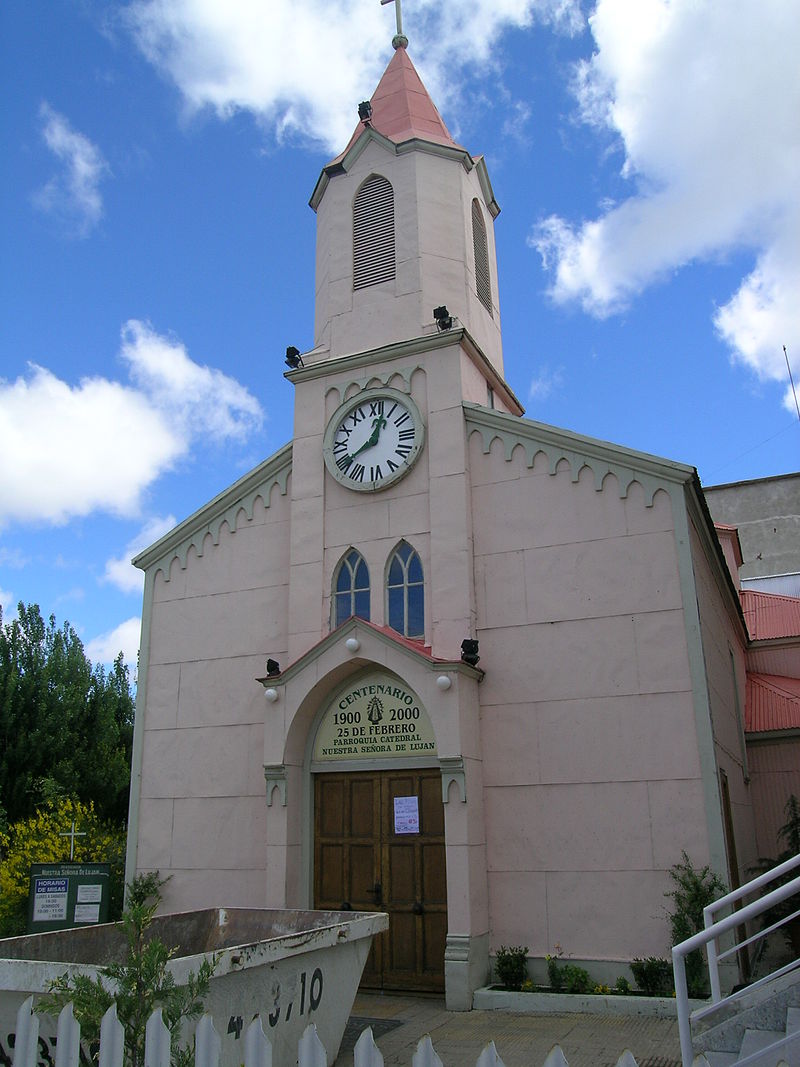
left=59, top=820, right=87, bottom=861
left=380, top=0, right=404, bottom=37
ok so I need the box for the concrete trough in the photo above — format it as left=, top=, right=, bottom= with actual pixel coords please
left=0, top=907, right=388, bottom=1067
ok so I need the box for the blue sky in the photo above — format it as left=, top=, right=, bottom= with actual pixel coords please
left=2, top=0, right=799, bottom=673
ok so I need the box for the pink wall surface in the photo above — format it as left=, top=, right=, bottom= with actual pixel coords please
left=468, top=431, right=711, bottom=962
left=747, top=738, right=800, bottom=860
left=688, top=517, right=758, bottom=883
left=136, top=487, right=292, bottom=912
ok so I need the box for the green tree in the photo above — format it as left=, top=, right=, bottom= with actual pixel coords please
left=0, top=796, right=126, bottom=937
left=41, top=874, right=216, bottom=1067
left=0, top=602, right=134, bottom=827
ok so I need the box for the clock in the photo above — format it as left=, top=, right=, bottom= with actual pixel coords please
left=323, top=387, right=424, bottom=491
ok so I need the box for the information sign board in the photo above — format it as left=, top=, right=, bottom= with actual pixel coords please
left=27, top=863, right=110, bottom=933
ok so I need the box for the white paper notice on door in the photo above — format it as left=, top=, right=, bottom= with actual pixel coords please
left=394, top=795, right=420, bottom=834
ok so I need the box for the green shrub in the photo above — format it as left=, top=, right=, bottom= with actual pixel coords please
left=494, top=945, right=528, bottom=990
left=546, top=952, right=563, bottom=992
left=631, top=956, right=674, bottom=996
left=666, top=852, right=725, bottom=997
left=561, top=963, right=592, bottom=994
left=615, top=976, right=631, bottom=995
left=0, top=797, right=126, bottom=937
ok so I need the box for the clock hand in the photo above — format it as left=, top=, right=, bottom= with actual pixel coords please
left=348, top=416, right=386, bottom=460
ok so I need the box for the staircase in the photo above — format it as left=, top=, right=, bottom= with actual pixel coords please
left=672, top=853, right=800, bottom=1066
left=692, top=961, right=800, bottom=1065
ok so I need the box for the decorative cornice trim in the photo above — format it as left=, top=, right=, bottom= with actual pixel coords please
left=475, top=157, right=500, bottom=218
left=133, top=443, right=292, bottom=581
left=310, top=128, right=478, bottom=210
left=439, top=756, right=466, bottom=803
left=264, top=764, right=287, bottom=807
left=463, top=402, right=694, bottom=505
left=284, top=328, right=523, bottom=414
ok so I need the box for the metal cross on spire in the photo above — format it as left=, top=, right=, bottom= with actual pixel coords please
left=59, top=819, right=87, bottom=861
left=380, top=0, right=408, bottom=49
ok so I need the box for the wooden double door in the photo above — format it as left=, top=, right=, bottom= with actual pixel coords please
left=314, top=768, right=447, bottom=992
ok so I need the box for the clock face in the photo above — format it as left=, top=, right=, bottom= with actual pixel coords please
left=323, top=388, right=424, bottom=491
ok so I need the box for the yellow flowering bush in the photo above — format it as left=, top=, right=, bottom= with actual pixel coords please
left=0, top=796, right=126, bottom=937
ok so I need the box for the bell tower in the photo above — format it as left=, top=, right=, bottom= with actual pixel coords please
left=308, top=39, right=505, bottom=378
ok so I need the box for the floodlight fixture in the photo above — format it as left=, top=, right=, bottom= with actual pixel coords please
left=285, top=346, right=303, bottom=369
left=433, top=305, right=453, bottom=331
left=460, top=639, right=480, bottom=667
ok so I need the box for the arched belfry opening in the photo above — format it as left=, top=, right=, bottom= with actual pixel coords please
left=353, top=174, right=396, bottom=290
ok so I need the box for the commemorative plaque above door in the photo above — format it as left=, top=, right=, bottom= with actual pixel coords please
left=312, top=673, right=437, bottom=762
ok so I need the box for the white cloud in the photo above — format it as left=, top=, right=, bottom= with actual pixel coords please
left=86, top=616, right=142, bottom=668
left=0, top=321, right=263, bottom=526
left=0, top=547, right=29, bottom=569
left=104, top=515, right=177, bottom=593
left=0, top=589, right=14, bottom=616
left=528, top=365, right=564, bottom=401
left=532, top=0, right=800, bottom=392
left=124, top=0, right=582, bottom=151
left=34, top=103, right=109, bottom=236
left=121, top=321, right=261, bottom=441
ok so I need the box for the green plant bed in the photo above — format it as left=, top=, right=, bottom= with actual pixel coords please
left=474, top=985, right=707, bottom=1018
left=489, top=984, right=683, bottom=998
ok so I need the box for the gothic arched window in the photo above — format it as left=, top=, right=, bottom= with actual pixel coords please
left=386, top=541, right=424, bottom=639
left=333, top=549, right=370, bottom=626
left=353, top=175, right=396, bottom=290
left=472, top=198, right=492, bottom=315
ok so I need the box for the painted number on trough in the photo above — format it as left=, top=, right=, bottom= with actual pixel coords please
left=0, top=1032, right=94, bottom=1067
left=227, top=967, right=324, bottom=1037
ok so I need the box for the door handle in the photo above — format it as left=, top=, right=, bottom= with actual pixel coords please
left=341, top=901, right=352, bottom=910
left=412, top=901, right=424, bottom=915
left=369, top=882, right=383, bottom=903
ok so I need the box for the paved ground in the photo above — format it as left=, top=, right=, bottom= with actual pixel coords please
left=334, top=993, right=683, bottom=1066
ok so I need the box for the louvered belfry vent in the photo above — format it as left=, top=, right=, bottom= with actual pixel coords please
left=472, top=198, right=493, bottom=315
left=353, top=175, right=396, bottom=290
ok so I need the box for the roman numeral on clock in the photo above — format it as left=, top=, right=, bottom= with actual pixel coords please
left=396, top=444, right=411, bottom=458
left=398, top=428, right=415, bottom=441
left=349, top=463, right=365, bottom=482
left=336, top=454, right=353, bottom=472
left=370, top=465, right=382, bottom=482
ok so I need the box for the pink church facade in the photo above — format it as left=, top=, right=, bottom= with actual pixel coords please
left=127, top=43, right=762, bottom=1008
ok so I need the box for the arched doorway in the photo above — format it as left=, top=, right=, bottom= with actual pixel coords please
left=309, top=671, right=447, bottom=992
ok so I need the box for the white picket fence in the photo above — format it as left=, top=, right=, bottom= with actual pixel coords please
left=9, top=996, right=792, bottom=1067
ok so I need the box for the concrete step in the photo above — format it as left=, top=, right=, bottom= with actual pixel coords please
left=787, top=1006, right=800, bottom=1034
left=703, top=1052, right=740, bottom=1066
left=738, top=1026, right=793, bottom=1066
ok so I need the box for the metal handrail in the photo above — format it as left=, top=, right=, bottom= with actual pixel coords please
left=672, top=860, right=800, bottom=1067
left=704, top=852, right=800, bottom=1003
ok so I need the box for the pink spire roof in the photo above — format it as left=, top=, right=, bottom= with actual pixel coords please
left=329, top=45, right=463, bottom=166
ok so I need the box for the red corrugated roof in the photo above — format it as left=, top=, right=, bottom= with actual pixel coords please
left=746, top=673, right=800, bottom=733
left=741, top=589, right=800, bottom=641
